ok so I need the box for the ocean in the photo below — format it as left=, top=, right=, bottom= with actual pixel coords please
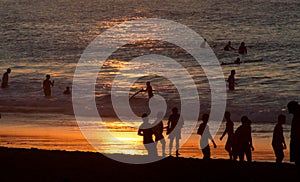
left=0, top=0, right=299, bottom=162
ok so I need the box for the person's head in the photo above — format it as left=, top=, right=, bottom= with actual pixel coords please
left=228, top=41, right=231, bottom=45
left=287, top=101, right=299, bottom=114
left=278, top=114, right=286, bottom=124
left=7, top=68, right=11, bottom=73
left=236, top=57, right=240, bottom=61
left=224, top=111, right=231, bottom=120
left=46, top=74, right=51, bottom=79
left=241, top=42, right=245, bottom=46
left=241, top=116, right=249, bottom=125
left=66, top=86, right=70, bottom=90
left=172, top=107, right=178, bottom=114
left=202, top=113, right=209, bottom=123
left=146, top=81, right=150, bottom=86
left=231, top=70, right=236, bottom=75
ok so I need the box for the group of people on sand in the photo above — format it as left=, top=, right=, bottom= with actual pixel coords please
left=137, top=82, right=300, bottom=174
left=197, top=112, right=254, bottom=162
left=1, top=68, right=71, bottom=96
left=138, top=107, right=183, bottom=157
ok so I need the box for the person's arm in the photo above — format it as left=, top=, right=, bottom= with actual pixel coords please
left=138, top=128, right=143, bottom=136
left=51, top=80, right=54, bottom=86
left=220, top=126, right=227, bottom=140
left=249, top=131, right=254, bottom=151
left=281, top=126, right=287, bottom=149
left=212, top=139, right=217, bottom=148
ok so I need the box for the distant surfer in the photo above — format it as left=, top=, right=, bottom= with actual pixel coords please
left=63, top=86, right=71, bottom=95
left=43, top=74, right=54, bottom=97
left=200, top=38, right=207, bottom=48
left=224, top=41, right=235, bottom=51
left=238, top=42, right=247, bottom=55
left=234, top=57, right=241, bottom=64
left=130, top=81, right=153, bottom=99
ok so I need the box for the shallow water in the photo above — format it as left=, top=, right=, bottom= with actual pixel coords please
left=0, top=0, right=299, bottom=122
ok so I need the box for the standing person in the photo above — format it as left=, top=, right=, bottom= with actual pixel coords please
left=227, top=70, right=236, bottom=91
left=287, top=101, right=300, bottom=174
left=220, top=111, right=234, bottom=160
left=152, top=111, right=166, bottom=157
left=272, top=114, right=287, bottom=164
left=141, top=81, right=153, bottom=99
left=238, top=42, right=247, bottom=55
left=224, top=41, right=235, bottom=51
left=197, top=113, right=217, bottom=160
left=138, top=113, right=157, bottom=157
left=166, top=107, right=184, bottom=157
left=232, top=116, right=254, bottom=162
left=1, top=68, right=11, bottom=88
left=43, top=74, right=54, bottom=97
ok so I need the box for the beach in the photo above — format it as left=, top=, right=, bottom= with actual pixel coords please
left=0, top=146, right=298, bottom=182
left=0, top=113, right=292, bottom=162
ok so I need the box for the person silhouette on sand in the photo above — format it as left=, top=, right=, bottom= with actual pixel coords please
left=227, top=70, right=236, bottom=91
left=138, top=113, right=158, bottom=157
left=1, top=68, right=11, bottom=88
left=287, top=101, right=300, bottom=175
left=238, top=42, right=247, bottom=55
left=152, top=111, right=166, bottom=156
left=224, top=41, right=235, bottom=51
left=197, top=113, right=217, bottom=160
left=272, top=114, right=287, bottom=164
left=220, top=111, right=234, bottom=160
left=43, top=74, right=54, bottom=97
left=232, top=116, right=254, bottom=162
left=166, top=107, right=184, bottom=157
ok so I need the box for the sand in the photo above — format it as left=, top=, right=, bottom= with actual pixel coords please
left=0, top=146, right=298, bottom=182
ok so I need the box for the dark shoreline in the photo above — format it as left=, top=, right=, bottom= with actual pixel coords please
left=0, top=146, right=298, bottom=182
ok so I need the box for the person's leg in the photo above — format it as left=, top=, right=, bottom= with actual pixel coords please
left=245, top=147, right=252, bottom=162
left=145, top=143, right=158, bottom=157
left=175, top=137, right=180, bottom=157
left=202, top=146, right=211, bottom=160
left=238, top=151, right=244, bottom=162
left=160, top=139, right=166, bottom=156
left=169, top=137, right=174, bottom=156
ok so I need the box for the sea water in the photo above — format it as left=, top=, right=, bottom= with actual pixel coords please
left=0, top=0, right=299, bottom=162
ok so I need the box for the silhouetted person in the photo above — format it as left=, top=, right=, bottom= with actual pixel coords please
left=138, top=113, right=158, bottom=157
left=200, top=38, right=207, bottom=48
left=232, top=116, right=254, bottom=162
left=224, top=41, right=235, bottom=51
left=140, top=81, right=153, bottom=99
left=166, top=107, right=184, bottom=157
left=287, top=101, right=300, bottom=174
left=63, top=86, right=71, bottom=95
left=234, top=57, right=241, bottom=64
left=152, top=111, right=166, bottom=156
left=238, top=42, right=247, bottom=55
left=272, top=114, right=287, bottom=164
left=1, top=68, right=11, bottom=88
left=220, top=111, right=234, bottom=160
left=43, top=74, right=54, bottom=97
left=227, top=70, right=236, bottom=91
left=197, top=114, right=217, bottom=160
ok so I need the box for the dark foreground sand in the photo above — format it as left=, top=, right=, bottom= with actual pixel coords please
left=0, top=147, right=298, bottom=182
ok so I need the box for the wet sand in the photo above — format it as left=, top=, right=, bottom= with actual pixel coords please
left=0, top=146, right=298, bottom=182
